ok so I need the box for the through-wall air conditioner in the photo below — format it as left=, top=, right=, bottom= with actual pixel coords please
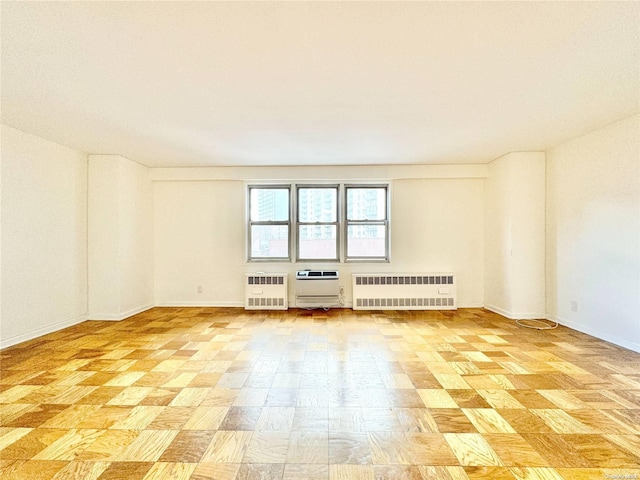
left=295, top=270, right=340, bottom=309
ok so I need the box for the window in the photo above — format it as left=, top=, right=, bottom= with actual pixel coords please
left=296, top=186, right=339, bottom=261
left=247, top=183, right=389, bottom=262
left=248, top=186, right=290, bottom=261
left=345, top=185, right=389, bottom=261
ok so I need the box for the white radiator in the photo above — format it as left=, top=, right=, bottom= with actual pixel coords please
left=352, top=273, right=456, bottom=310
left=245, top=273, right=288, bottom=310
left=295, top=270, right=340, bottom=308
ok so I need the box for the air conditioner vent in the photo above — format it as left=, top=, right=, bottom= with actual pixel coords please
left=295, top=270, right=340, bottom=308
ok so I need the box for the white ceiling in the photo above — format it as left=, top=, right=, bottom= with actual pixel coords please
left=1, top=1, right=638, bottom=167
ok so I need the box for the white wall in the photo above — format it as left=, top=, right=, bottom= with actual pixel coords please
left=154, top=181, right=245, bottom=306
left=1, top=125, right=88, bottom=348
left=88, top=155, right=154, bottom=320
left=88, top=157, right=120, bottom=316
left=153, top=166, right=485, bottom=308
left=546, top=115, right=640, bottom=352
left=484, top=152, right=546, bottom=318
left=118, top=157, right=154, bottom=316
left=392, top=178, right=484, bottom=306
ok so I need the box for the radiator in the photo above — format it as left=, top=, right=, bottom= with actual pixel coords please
left=245, top=273, right=288, bottom=310
left=295, top=270, right=340, bottom=308
left=352, top=273, right=456, bottom=310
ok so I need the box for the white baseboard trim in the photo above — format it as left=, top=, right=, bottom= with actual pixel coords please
left=88, top=304, right=154, bottom=321
left=484, top=304, right=545, bottom=320
left=546, top=312, right=640, bottom=354
left=121, top=304, right=154, bottom=319
left=0, top=313, right=88, bottom=349
left=154, top=301, right=245, bottom=308
left=460, top=303, right=485, bottom=309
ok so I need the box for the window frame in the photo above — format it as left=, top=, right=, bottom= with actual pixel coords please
left=295, top=184, right=340, bottom=262
left=246, top=182, right=390, bottom=263
left=344, top=184, right=390, bottom=262
left=247, top=184, right=292, bottom=262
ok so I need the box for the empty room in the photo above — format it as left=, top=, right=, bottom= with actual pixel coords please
left=1, top=2, right=639, bottom=480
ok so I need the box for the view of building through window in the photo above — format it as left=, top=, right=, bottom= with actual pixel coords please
left=346, top=187, right=387, bottom=258
left=297, top=187, right=338, bottom=260
left=248, top=184, right=388, bottom=261
left=249, top=187, right=289, bottom=259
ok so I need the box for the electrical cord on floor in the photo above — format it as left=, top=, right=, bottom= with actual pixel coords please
left=515, top=318, right=559, bottom=330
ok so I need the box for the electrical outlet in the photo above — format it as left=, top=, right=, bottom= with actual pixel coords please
left=571, top=300, right=577, bottom=312
left=197, top=285, right=203, bottom=294
left=339, top=285, right=344, bottom=295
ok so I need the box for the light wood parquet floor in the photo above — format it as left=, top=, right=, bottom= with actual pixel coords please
left=1, top=307, right=639, bottom=480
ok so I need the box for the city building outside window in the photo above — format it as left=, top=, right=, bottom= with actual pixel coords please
left=247, top=183, right=389, bottom=262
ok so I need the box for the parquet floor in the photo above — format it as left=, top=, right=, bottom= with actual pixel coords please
left=1, top=307, right=639, bottom=480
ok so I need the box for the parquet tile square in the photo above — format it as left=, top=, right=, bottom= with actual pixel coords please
left=430, top=408, right=479, bottom=433
left=94, top=461, right=154, bottom=480
left=2, top=459, right=68, bottom=480
left=2, top=307, right=639, bottom=479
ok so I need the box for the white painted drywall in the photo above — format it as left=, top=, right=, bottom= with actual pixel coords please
left=88, top=157, right=120, bottom=317
left=154, top=181, right=245, bottom=306
left=88, top=155, right=153, bottom=320
left=484, top=152, right=546, bottom=319
left=0, top=131, right=3, bottom=335
left=546, top=115, right=640, bottom=352
left=118, top=158, right=154, bottom=316
left=1, top=125, right=88, bottom=348
left=153, top=169, right=485, bottom=307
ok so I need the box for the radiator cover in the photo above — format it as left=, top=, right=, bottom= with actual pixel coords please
left=352, top=273, right=456, bottom=310
left=245, top=273, right=288, bottom=310
left=295, top=270, right=340, bottom=308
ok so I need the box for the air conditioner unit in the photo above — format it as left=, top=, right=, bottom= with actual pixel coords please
left=295, top=270, right=340, bottom=309
left=245, top=273, right=288, bottom=310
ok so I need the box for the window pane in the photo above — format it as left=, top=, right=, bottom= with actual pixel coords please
left=346, top=188, right=386, bottom=220
left=298, top=225, right=337, bottom=259
left=250, top=188, right=289, bottom=222
left=298, top=188, right=337, bottom=222
left=251, top=225, right=289, bottom=258
left=347, top=225, right=386, bottom=257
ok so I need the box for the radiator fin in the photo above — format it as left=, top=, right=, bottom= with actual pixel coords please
left=247, top=275, right=284, bottom=285
left=355, top=275, right=454, bottom=286
left=355, top=297, right=454, bottom=308
left=247, top=297, right=286, bottom=307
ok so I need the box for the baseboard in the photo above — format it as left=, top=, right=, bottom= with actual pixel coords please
left=121, top=304, right=154, bottom=319
left=0, top=313, right=88, bottom=349
left=88, top=304, right=154, bottom=321
left=484, top=303, right=545, bottom=320
left=154, top=301, right=245, bottom=308
left=546, top=312, right=640, bottom=354
left=459, top=303, right=485, bottom=309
